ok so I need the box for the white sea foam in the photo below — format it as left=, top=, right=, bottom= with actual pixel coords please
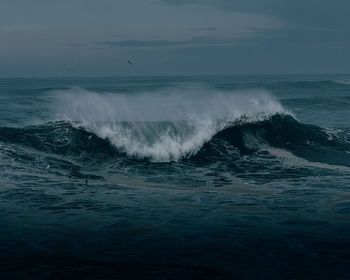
left=265, top=147, right=350, bottom=172
left=53, top=85, right=287, bottom=162
left=333, top=79, right=350, bottom=85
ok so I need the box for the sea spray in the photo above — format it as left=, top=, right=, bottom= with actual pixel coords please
left=53, top=85, right=287, bottom=161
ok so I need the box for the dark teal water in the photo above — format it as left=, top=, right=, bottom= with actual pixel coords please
left=0, top=75, right=350, bottom=279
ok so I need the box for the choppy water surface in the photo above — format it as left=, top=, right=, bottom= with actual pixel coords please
left=0, top=75, right=350, bottom=279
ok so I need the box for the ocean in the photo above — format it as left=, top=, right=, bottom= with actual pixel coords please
left=0, top=75, right=350, bottom=279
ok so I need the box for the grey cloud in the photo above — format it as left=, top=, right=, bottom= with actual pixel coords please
left=62, top=43, right=86, bottom=47
left=160, top=0, right=350, bottom=29
left=192, top=27, right=219, bottom=31
left=1, top=0, right=349, bottom=76
left=97, top=36, right=238, bottom=48
left=99, top=40, right=184, bottom=48
left=249, top=28, right=350, bottom=46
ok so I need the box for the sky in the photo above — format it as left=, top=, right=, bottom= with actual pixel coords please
left=0, top=0, right=349, bottom=77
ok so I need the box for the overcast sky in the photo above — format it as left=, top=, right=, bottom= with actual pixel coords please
left=1, top=0, right=349, bottom=77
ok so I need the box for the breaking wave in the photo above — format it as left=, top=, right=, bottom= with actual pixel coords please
left=0, top=86, right=349, bottom=165
left=0, top=115, right=349, bottom=166
left=49, top=86, right=287, bottom=161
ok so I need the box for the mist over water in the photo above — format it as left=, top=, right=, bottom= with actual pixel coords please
left=53, top=85, right=286, bottom=161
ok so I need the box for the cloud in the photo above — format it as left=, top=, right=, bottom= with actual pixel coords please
left=61, top=43, right=86, bottom=47
left=0, top=24, right=42, bottom=33
left=97, top=36, right=240, bottom=49
left=159, top=0, right=350, bottom=49
left=1, top=0, right=349, bottom=76
left=99, top=40, right=183, bottom=48
left=192, top=27, right=219, bottom=31
left=160, top=0, right=350, bottom=30
left=248, top=27, right=350, bottom=47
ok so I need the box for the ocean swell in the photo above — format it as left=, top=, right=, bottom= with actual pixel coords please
left=0, top=114, right=349, bottom=166
left=52, top=86, right=287, bottom=161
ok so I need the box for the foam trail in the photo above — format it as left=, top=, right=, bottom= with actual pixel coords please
left=53, top=85, right=287, bottom=162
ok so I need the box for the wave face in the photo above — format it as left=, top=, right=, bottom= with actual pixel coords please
left=1, top=114, right=349, bottom=167
left=0, top=121, right=116, bottom=158
left=195, top=114, right=350, bottom=167
left=51, top=86, right=286, bottom=161
left=1, top=84, right=348, bottom=166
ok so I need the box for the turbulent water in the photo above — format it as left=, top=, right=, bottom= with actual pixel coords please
left=1, top=75, right=350, bottom=279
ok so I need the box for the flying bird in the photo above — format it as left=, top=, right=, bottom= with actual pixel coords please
left=128, top=60, right=133, bottom=65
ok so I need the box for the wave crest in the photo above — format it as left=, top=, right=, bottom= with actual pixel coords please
left=52, top=86, right=287, bottom=161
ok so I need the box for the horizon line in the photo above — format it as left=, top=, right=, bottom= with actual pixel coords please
left=0, top=73, right=349, bottom=79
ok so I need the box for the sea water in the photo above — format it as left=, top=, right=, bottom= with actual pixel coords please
left=0, top=75, right=349, bottom=279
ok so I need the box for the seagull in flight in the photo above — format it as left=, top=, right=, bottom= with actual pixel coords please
left=128, top=60, right=133, bottom=65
